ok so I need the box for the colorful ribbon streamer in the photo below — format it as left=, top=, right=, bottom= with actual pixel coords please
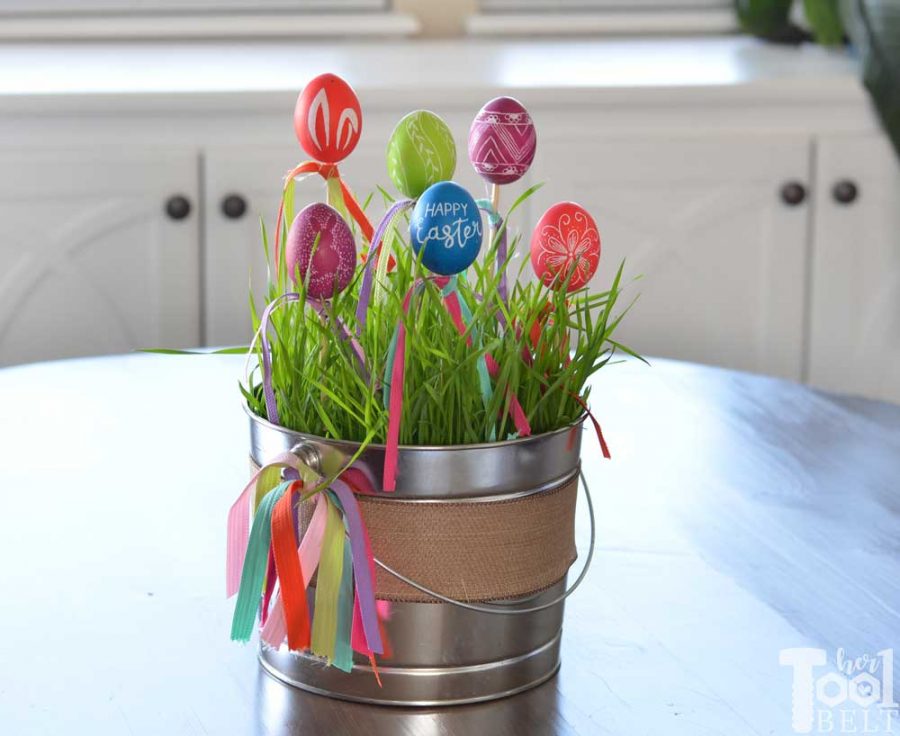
left=355, top=198, right=415, bottom=335
left=310, top=493, right=345, bottom=660
left=227, top=451, right=304, bottom=598
left=231, top=480, right=292, bottom=642
left=381, top=280, right=420, bottom=492
left=228, top=452, right=385, bottom=675
left=382, top=277, right=532, bottom=491
left=260, top=492, right=329, bottom=647
left=475, top=198, right=509, bottom=306
left=274, top=161, right=373, bottom=272
left=438, top=275, right=530, bottom=438
left=439, top=277, right=495, bottom=439
left=256, top=292, right=367, bottom=425
left=333, top=542, right=355, bottom=671
left=330, top=478, right=383, bottom=655
left=570, top=393, right=611, bottom=460
left=271, top=482, right=311, bottom=651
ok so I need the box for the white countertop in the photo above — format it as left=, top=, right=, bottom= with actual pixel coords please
left=0, top=36, right=864, bottom=112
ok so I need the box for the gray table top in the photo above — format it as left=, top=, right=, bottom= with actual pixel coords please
left=1, top=354, right=898, bottom=736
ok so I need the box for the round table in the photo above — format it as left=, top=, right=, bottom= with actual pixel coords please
left=1, top=354, right=898, bottom=735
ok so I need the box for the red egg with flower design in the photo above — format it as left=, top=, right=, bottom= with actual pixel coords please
left=293, top=73, right=362, bottom=164
left=530, top=202, right=600, bottom=292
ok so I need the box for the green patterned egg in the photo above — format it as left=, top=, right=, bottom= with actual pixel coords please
left=386, top=110, right=457, bottom=199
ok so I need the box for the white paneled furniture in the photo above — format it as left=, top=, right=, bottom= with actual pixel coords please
left=0, top=38, right=897, bottom=404
left=0, top=149, right=199, bottom=365
left=808, top=133, right=900, bottom=402
left=534, top=136, right=811, bottom=380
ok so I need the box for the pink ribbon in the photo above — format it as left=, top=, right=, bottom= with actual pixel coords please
left=441, top=284, right=531, bottom=438
left=330, top=479, right=382, bottom=655
left=382, top=282, right=421, bottom=492
left=260, top=493, right=330, bottom=647
left=226, top=451, right=301, bottom=598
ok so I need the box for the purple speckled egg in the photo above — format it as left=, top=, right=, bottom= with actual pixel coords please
left=468, top=97, right=537, bottom=185
left=285, top=203, right=356, bottom=298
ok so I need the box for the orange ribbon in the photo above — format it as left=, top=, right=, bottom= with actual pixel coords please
left=274, top=161, right=374, bottom=271
left=271, top=480, right=311, bottom=651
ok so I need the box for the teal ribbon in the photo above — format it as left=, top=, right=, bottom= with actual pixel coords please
left=333, top=540, right=355, bottom=672
left=382, top=321, right=401, bottom=410
left=441, top=277, right=496, bottom=441
left=475, top=198, right=502, bottom=228
left=230, top=480, right=291, bottom=642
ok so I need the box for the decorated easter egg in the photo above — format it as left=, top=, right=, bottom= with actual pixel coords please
left=286, top=203, right=357, bottom=298
left=468, top=97, right=536, bottom=185
left=294, top=73, right=362, bottom=164
left=387, top=110, right=456, bottom=199
left=530, top=202, right=601, bottom=292
left=410, top=182, right=482, bottom=275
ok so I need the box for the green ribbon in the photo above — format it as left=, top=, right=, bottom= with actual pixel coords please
left=230, top=480, right=291, bottom=642
left=333, top=541, right=355, bottom=672
left=310, top=494, right=345, bottom=661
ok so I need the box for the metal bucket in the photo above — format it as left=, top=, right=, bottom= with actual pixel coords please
left=248, top=408, right=590, bottom=706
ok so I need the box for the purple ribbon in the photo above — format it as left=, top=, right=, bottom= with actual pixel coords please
left=355, top=198, right=414, bottom=335
left=306, top=298, right=369, bottom=383
left=259, top=293, right=299, bottom=424
left=329, top=478, right=383, bottom=654
left=258, top=292, right=368, bottom=425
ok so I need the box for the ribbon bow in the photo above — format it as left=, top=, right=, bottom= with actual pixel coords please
left=227, top=452, right=386, bottom=676
left=274, top=161, right=374, bottom=272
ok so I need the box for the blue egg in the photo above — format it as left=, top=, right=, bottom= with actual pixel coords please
left=409, top=181, right=483, bottom=275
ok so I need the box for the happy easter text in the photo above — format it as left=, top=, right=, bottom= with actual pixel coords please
left=414, top=201, right=482, bottom=250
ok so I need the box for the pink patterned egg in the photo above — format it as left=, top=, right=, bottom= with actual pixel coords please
left=285, top=203, right=356, bottom=298
left=468, top=97, right=537, bottom=185
left=530, top=202, right=601, bottom=292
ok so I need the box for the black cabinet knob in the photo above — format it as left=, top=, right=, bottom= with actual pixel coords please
left=780, top=181, right=807, bottom=206
left=221, top=194, right=248, bottom=220
left=165, top=195, right=191, bottom=221
left=832, top=179, right=859, bottom=205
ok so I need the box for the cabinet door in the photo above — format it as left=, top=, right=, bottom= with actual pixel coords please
left=809, top=134, right=900, bottom=403
left=0, top=149, right=199, bottom=366
left=530, top=133, right=811, bottom=379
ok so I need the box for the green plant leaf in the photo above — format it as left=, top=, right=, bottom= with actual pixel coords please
left=844, top=0, right=900, bottom=157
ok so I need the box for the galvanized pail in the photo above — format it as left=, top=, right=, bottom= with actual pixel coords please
left=248, top=408, right=593, bottom=706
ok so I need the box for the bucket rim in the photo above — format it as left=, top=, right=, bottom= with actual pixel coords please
left=243, top=402, right=587, bottom=454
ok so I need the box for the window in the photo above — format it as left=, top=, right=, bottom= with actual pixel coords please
left=0, top=1, right=388, bottom=13
left=471, top=0, right=736, bottom=35
left=0, top=0, right=414, bottom=39
left=480, top=0, right=730, bottom=9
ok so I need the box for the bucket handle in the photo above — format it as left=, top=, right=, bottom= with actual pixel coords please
left=372, top=468, right=596, bottom=616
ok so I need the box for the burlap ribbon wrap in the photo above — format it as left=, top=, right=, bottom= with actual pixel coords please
left=250, top=459, right=578, bottom=603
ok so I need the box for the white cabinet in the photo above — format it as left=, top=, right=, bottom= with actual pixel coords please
left=808, top=134, right=900, bottom=403
left=1, top=92, right=896, bottom=407
left=0, top=149, right=199, bottom=366
left=531, top=134, right=811, bottom=380
left=203, top=146, right=295, bottom=348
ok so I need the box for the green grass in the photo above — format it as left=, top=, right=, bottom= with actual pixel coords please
left=242, top=182, right=639, bottom=447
